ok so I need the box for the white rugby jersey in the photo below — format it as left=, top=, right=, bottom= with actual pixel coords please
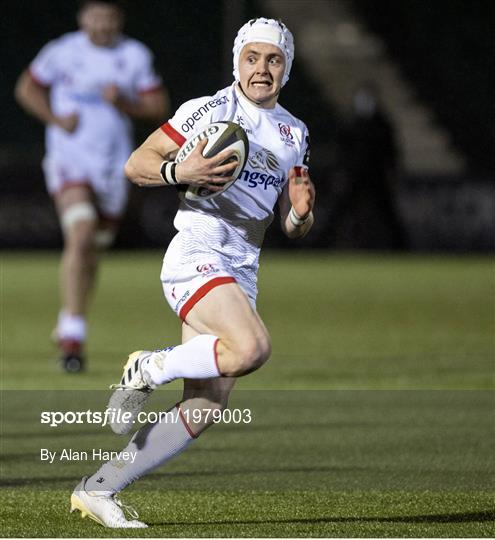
left=161, top=84, right=310, bottom=292
left=30, top=31, right=161, bottom=164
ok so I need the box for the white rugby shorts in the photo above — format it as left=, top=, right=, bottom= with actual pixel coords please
left=42, top=155, right=129, bottom=218
left=161, top=232, right=257, bottom=321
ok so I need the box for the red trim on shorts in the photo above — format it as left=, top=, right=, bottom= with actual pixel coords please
left=161, top=122, right=186, bottom=147
left=98, top=212, right=122, bottom=225
left=138, top=84, right=163, bottom=95
left=53, top=183, right=122, bottom=223
left=179, top=276, right=236, bottom=321
left=55, top=180, right=92, bottom=196
left=28, top=68, right=50, bottom=88
left=51, top=184, right=123, bottom=230
left=213, top=338, right=221, bottom=375
left=176, top=404, right=197, bottom=439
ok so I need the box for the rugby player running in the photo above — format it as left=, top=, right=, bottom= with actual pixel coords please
left=70, top=18, right=315, bottom=528
left=15, top=0, right=168, bottom=372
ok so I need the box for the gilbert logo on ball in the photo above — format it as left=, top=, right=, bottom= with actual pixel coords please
left=176, top=125, right=220, bottom=163
left=175, top=121, right=249, bottom=201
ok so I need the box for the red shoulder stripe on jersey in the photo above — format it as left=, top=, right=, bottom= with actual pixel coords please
left=28, top=68, right=50, bottom=88
left=179, top=276, right=237, bottom=321
left=138, top=83, right=163, bottom=95
left=161, top=122, right=186, bottom=147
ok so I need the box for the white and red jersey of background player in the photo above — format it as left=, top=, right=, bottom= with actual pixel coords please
left=162, top=83, right=311, bottom=251
left=29, top=31, right=162, bottom=164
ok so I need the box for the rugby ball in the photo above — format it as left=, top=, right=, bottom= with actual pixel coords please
left=175, top=121, right=249, bottom=200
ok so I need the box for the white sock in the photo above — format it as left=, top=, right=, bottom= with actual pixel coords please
left=85, top=405, right=194, bottom=493
left=57, top=310, right=86, bottom=342
left=144, top=334, right=221, bottom=385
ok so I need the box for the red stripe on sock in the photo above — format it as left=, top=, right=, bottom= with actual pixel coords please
left=176, top=404, right=197, bottom=439
left=179, top=276, right=236, bottom=321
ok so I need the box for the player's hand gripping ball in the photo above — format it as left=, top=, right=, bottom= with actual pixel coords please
left=175, top=121, right=249, bottom=200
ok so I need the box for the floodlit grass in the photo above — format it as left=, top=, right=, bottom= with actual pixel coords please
left=1, top=251, right=494, bottom=536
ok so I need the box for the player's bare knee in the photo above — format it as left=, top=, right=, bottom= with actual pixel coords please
left=251, top=334, right=272, bottom=370
left=229, top=334, right=271, bottom=376
left=61, top=203, right=98, bottom=251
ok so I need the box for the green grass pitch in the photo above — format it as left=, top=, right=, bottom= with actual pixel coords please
left=1, top=250, right=494, bottom=537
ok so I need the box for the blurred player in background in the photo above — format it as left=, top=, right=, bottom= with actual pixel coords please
left=14, top=0, right=168, bottom=372
left=70, top=18, right=315, bottom=528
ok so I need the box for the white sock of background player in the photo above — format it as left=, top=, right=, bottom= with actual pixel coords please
left=57, top=310, right=86, bottom=343
left=143, top=334, right=221, bottom=385
left=84, top=405, right=194, bottom=494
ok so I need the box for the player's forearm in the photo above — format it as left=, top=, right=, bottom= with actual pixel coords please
left=125, top=147, right=168, bottom=187
left=125, top=127, right=182, bottom=187
left=283, top=210, right=314, bottom=239
left=112, top=91, right=168, bottom=122
left=14, top=72, right=58, bottom=126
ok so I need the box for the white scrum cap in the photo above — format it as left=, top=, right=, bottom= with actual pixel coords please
left=233, top=18, right=294, bottom=87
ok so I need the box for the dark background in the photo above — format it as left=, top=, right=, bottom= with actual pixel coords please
left=1, top=0, right=494, bottom=251
left=355, top=0, right=495, bottom=174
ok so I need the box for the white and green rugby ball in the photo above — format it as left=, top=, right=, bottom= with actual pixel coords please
left=175, top=121, right=249, bottom=201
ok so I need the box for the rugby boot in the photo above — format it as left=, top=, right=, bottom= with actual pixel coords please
left=59, top=339, right=85, bottom=373
left=70, top=477, right=147, bottom=528
left=107, top=350, right=158, bottom=434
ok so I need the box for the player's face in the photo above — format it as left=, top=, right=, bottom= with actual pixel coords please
left=238, top=43, right=285, bottom=108
left=78, top=3, right=123, bottom=47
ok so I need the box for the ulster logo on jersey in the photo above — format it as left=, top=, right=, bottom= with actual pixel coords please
left=278, top=123, right=295, bottom=146
left=196, top=263, right=219, bottom=276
